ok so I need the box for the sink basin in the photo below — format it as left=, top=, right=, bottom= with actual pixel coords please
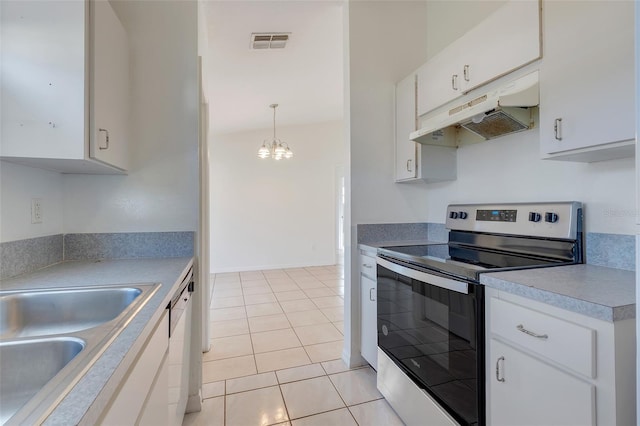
left=0, top=283, right=160, bottom=425
left=0, top=286, right=143, bottom=338
left=0, top=337, right=85, bottom=424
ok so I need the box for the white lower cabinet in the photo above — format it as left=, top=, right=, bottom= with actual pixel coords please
left=100, top=311, right=169, bottom=425
left=360, top=251, right=377, bottom=368
left=486, top=288, right=636, bottom=426
left=139, top=352, right=170, bottom=425
left=489, top=339, right=595, bottom=426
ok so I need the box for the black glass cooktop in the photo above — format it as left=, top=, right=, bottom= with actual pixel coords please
left=378, top=243, right=571, bottom=281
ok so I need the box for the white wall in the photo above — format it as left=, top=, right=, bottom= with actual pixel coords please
left=0, top=161, right=64, bottom=242
left=425, top=128, right=636, bottom=234
left=345, top=0, right=430, bottom=367
left=62, top=1, right=199, bottom=234
left=349, top=1, right=430, bottom=226
left=210, top=121, right=344, bottom=272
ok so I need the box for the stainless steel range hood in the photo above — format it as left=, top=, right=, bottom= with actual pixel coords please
left=411, top=71, right=539, bottom=144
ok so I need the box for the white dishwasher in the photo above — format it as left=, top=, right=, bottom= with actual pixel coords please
left=168, top=267, right=193, bottom=426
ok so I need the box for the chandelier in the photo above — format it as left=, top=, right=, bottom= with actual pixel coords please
left=257, top=104, right=293, bottom=160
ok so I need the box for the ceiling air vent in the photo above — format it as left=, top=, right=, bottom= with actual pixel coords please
left=251, top=33, right=290, bottom=50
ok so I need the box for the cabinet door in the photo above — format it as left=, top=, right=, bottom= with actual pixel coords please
left=461, top=0, right=541, bottom=94
left=540, top=1, right=634, bottom=158
left=417, top=44, right=462, bottom=116
left=360, top=275, right=377, bottom=368
left=0, top=0, right=86, bottom=160
left=395, top=74, right=418, bottom=181
left=90, top=0, right=129, bottom=171
left=101, top=312, right=169, bottom=425
left=139, top=353, right=169, bottom=426
left=489, top=339, right=595, bottom=426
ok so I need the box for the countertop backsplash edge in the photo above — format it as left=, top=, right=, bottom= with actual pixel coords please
left=0, top=232, right=195, bottom=281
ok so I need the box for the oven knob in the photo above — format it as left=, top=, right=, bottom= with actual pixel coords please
left=449, top=211, right=459, bottom=219
left=545, top=212, right=559, bottom=223
left=459, top=211, right=468, bottom=219
left=528, top=212, right=541, bottom=222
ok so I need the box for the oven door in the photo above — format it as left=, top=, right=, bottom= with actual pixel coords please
left=376, top=256, right=485, bottom=426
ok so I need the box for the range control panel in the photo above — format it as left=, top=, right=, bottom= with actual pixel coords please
left=476, top=209, right=518, bottom=222
left=445, top=202, right=582, bottom=239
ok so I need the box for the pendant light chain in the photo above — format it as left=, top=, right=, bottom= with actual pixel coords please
left=273, top=104, right=277, bottom=140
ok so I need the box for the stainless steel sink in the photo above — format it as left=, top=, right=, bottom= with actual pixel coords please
left=0, top=283, right=160, bottom=425
left=0, top=337, right=85, bottom=425
left=0, top=286, right=143, bottom=338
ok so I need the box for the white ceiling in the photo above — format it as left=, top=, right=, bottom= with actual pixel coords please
left=203, top=1, right=345, bottom=135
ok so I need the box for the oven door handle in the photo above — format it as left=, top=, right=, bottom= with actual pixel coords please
left=376, top=257, right=469, bottom=294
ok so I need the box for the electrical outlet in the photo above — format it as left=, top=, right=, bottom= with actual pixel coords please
left=31, top=198, right=43, bottom=224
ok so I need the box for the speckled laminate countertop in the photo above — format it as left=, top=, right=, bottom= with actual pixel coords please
left=0, top=257, right=193, bottom=425
left=481, top=264, right=635, bottom=322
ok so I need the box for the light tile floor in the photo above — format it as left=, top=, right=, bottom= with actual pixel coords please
left=183, top=265, right=404, bottom=426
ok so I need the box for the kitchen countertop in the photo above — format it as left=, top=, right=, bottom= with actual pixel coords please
left=0, top=257, right=193, bottom=425
left=481, top=264, right=635, bottom=322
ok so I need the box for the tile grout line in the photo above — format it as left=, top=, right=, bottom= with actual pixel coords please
left=276, top=382, right=292, bottom=424
left=223, top=380, right=227, bottom=426
left=241, top=274, right=261, bottom=378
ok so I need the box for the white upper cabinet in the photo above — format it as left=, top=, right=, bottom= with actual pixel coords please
left=395, top=72, right=457, bottom=183
left=1, top=0, right=86, bottom=162
left=395, top=74, right=418, bottom=181
left=90, top=0, right=129, bottom=171
left=417, top=0, right=541, bottom=116
left=0, top=0, right=129, bottom=173
left=416, top=43, right=462, bottom=117
left=539, top=0, right=635, bottom=162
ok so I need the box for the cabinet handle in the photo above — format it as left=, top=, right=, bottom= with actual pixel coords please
left=517, top=324, right=549, bottom=339
left=363, top=264, right=373, bottom=269
left=496, top=356, right=505, bottom=382
left=369, top=287, right=376, bottom=302
left=451, top=74, right=458, bottom=91
left=98, top=128, right=110, bottom=150
left=406, top=159, right=413, bottom=172
left=463, top=65, right=470, bottom=82
left=553, top=118, right=562, bottom=141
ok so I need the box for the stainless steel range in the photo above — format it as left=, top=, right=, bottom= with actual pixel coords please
left=375, top=202, right=583, bottom=426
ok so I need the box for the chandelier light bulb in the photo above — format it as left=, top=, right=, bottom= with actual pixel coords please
left=284, top=147, right=293, bottom=159
left=258, top=143, right=270, bottom=159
